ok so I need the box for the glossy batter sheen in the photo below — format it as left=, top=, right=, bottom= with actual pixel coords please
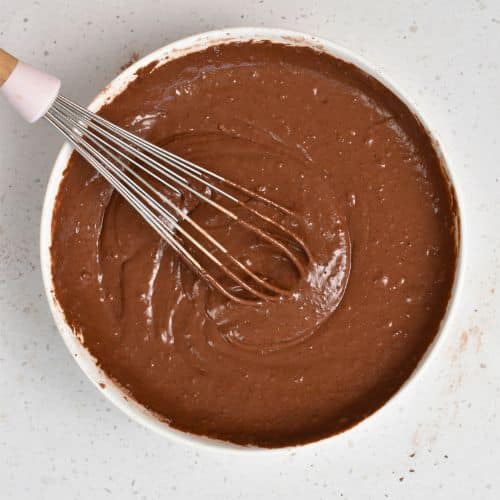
left=51, top=42, right=458, bottom=447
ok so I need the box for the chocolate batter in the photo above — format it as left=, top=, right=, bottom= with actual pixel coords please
left=51, top=42, right=458, bottom=447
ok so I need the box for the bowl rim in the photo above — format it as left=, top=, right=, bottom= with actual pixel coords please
left=40, top=26, right=466, bottom=453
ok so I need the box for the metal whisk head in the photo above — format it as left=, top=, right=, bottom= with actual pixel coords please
left=45, top=95, right=310, bottom=304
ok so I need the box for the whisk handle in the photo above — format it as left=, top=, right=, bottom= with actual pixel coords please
left=0, top=48, right=60, bottom=123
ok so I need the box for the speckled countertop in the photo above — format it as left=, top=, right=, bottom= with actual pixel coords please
left=1, top=1, right=499, bottom=499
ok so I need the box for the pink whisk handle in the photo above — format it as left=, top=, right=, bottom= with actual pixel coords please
left=0, top=48, right=60, bottom=123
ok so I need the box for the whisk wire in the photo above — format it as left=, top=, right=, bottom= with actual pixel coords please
left=45, top=95, right=310, bottom=304
left=48, top=107, right=296, bottom=301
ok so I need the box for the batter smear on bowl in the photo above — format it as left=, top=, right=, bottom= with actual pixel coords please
left=50, top=41, right=458, bottom=447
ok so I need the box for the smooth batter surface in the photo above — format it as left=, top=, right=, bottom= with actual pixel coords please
left=51, top=42, right=458, bottom=447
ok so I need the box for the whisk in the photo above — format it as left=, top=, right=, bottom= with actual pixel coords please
left=0, top=49, right=310, bottom=304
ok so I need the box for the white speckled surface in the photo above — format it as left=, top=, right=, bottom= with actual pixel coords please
left=1, top=1, right=499, bottom=498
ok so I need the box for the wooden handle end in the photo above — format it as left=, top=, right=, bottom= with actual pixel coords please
left=0, top=49, right=19, bottom=86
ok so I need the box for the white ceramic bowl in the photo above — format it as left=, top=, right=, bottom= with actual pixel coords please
left=40, top=27, right=465, bottom=452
